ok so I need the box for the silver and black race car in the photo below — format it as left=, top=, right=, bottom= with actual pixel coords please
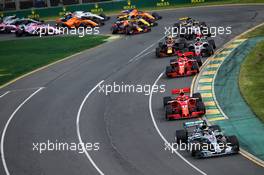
left=175, top=120, right=239, bottom=158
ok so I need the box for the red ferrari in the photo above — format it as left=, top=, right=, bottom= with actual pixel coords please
left=163, top=88, right=206, bottom=120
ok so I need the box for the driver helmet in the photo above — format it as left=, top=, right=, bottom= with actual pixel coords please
left=179, top=89, right=184, bottom=96
left=166, top=36, right=174, bottom=43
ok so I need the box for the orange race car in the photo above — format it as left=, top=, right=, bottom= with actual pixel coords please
left=56, top=16, right=99, bottom=28
left=117, top=8, right=162, bottom=21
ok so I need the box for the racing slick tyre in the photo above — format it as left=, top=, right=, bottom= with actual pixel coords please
left=176, top=38, right=187, bottom=49
left=227, top=135, right=240, bottom=152
left=163, top=96, right=172, bottom=107
left=209, top=125, right=222, bottom=132
left=173, top=23, right=180, bottom=32
left=125, top=26, right=133, bottom=35
left=15, top=29, right=24, bottom=37
left=93, top=19, right=104, bottom=26
left=152, top=12, right=162, bottom=20
left=176, top=129, right=188, bottom=144
left=170, top=59, right=177, bottom=64
left=112, top=28, right=118, bottom=34
left=99, top=13, right=110, bottom=21
left=208, top=39, right=216, bottom=49
left=156, top=47, right=162, bottom=57
left=191, top=62, right=199, bottom=73
left=188, top=45, right=195, bottom=53
left=158, top=42, right=163, bottom=48
left=202, top=45, right=214, bottom=57
left=191, top=141, right=203, bottom=158
left=195, top=56, right=203, bottom=67
left=165, top=105, right=173, bottom=120
left=200, top=21, right=206, bottom=26
left=196, top=101, right=206, bottom=114
left=152, top=22, right=158, bottom=27
left=192, top=93, right=202, bottom=101
left=165, top=66, right=173, bottom=78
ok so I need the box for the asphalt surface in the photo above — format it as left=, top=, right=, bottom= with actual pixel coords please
left=0, top=5, right=264, bottom=175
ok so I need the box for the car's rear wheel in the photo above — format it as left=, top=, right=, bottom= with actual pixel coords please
left=209, top=125, right=221, bottom=132
left=191, top=141, right=203, bottom=158
left=165, top=105, right=173, bottom=120
left=192, top=62, right=199, bottom=72
left=208, top=39, right=216, bottom=49
left=227, top=135, right=240, bottom=152
left=15, top=29, right=24, bottom=37
left=196, top=101, right=206, bottom=114
left=165, top=66, right=173, bottom=78
left=163, top=96, right=172, bottom=107
left=156, top=47, right=162, bottom=57
left=176, top=129, right=188, bottom=144
left=195, top=56, right=203, bottom=67
left=192, top=93, right=202, bottom=101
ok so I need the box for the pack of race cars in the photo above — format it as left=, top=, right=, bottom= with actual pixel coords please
left=1, top=12, right=240, bottom=159
left=0, top=8, right=161, bottom=37
left=160, top=17, right=240, bottom=158
left=0, top=15, right=62, bottom=37
left=0, top=11, right=111, bottom=37
left=111, top=8, right=162, bottom=35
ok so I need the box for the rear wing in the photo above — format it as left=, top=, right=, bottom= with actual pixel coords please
left=177, top=52, right=194, bottom=58
left=171, top=87, right=190, bottom=95
left=183, top=120, right=206, bottom=128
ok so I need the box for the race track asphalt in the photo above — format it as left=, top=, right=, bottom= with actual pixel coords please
left=0, top=5, right=264, bottom=175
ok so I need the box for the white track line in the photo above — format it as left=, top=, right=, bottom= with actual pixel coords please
left=1, top=87, right=44, bottom=175
left=128, top=36, right=166, bottom=63
left=149, top=72, right=207, bottom=175
left=76, top=80, right=105, bottom=175
left=0, top=91, right=10, bottom=98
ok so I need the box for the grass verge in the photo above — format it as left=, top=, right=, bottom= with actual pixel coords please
left=0, top=35, right=109, bottom=86
left=239, top=24, right=264, bottom=122
left=241, top=24, right=264, bottom=38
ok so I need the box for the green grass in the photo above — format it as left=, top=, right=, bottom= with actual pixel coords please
left=239, top=40, right=264, bottom=122
left=0, top=35, right=109, bottom=86
left=241, top=24, right=264, bottom=38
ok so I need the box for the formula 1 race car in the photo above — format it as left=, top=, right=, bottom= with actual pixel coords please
left=56, top=11, right=109, bottom=27
left=111, top=20, right=151, bottom=35
left=56, top=16, right=99, bottom=28
left=16, top=23, right=62, bottom=37
left=0, top=18, right=40, bottom=33
left=188, top=36, right=216, bottom=57
left=175, top=120, right=240, bottom=158
left=118, top=8, right=162, bottom=21
left=173, top=17, right=208, bottom=40
left=165, top=54, right=201, bottom=78
left=72, top=11, right=110, bottom=22
left=176, top=17, right=206, bottom=27
left=156, top=36, right=187, bottom=58
left=163, top=88, right=206, bottom=120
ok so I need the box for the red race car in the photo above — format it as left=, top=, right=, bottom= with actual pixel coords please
left=163, top=88, right=206, bottom=120
left=165, top=52, right=202, bottom=78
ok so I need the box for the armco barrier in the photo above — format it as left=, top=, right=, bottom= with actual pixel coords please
left=1, top=0, right=220, bottom=19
